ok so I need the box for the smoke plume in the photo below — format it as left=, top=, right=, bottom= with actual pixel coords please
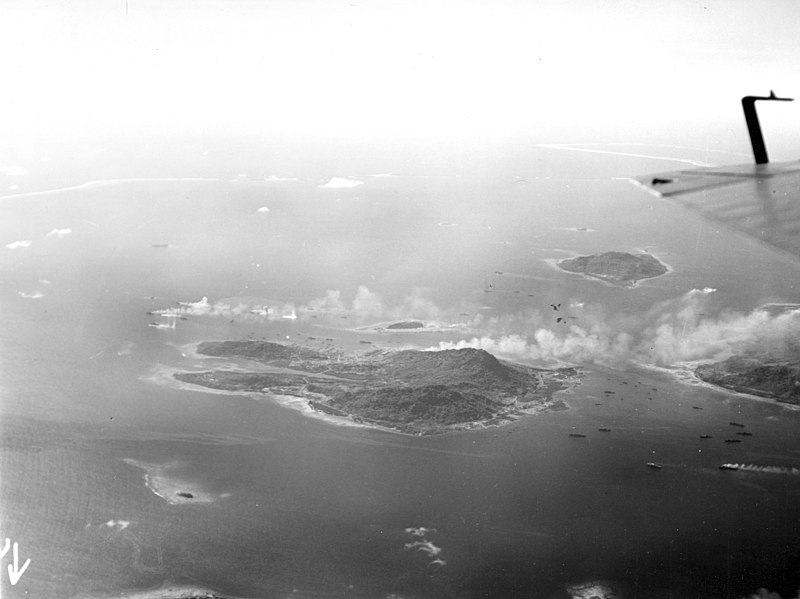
left=434, top=288, right=800, bottom=368
left=164, top=287, right=800, bottom=370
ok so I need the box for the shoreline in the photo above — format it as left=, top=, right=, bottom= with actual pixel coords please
left=81, top=583, right=239, bottom=599
left=144, top=361, right=577, bottom=437
left=143, top=363, right=393, bottom=432
left=639, top=362, right=800, bottom=412
left=353, top=320, right=478, bottom=335
left=123, top=458, right=228, bottom=505
left=543, top=253, right=672, bottom=288
left=0, top=177, right=226, bottom=202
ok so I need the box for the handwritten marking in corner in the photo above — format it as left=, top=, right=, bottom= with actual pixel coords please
left=1, top=538, right=31, bottom=586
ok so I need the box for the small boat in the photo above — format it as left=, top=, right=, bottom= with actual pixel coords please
left=598, top=428, right=611, bottom=432
left=724, top=439, right=742, bottom=444
left=735, top=432, right=753, bottom=436
left=568, top=433, right=587, bottom=438
left=646, top=462, right=663, bottom=470
left=719, top=464, right=739, bottom=471
left=729, top=422, right=745, bottom=428
left=692, top=406, right=703, bottom=410
left=699, top=435, right=712, bottom=439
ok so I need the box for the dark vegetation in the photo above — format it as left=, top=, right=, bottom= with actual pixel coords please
left=177, top=342, right=579, bottom=434
left=696, top=356, right=800, bottom=405
left=386, top=321, right=425, bottom=329
left=197, top=340, right=323, bottom=362
left=558, top=251, right=667, bottom=284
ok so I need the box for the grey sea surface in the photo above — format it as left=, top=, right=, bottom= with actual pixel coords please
left=2, top=145, right=800, bottom=598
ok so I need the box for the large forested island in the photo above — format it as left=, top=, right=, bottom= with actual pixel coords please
left=558, top=251, right=667, bottom=285
left=696, top=355, right=800, bottom=405
left=175, top=340, right=579, bottom=434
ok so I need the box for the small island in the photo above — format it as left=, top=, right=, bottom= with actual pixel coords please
left=386, top=320, right=425, bottom=330
left=557, top=251, right=667, bottom=285
left=174, top=340, right=579, bottom=435
left=696, top=355, right=800, bottom=405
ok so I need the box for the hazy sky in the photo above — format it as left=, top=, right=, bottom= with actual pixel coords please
left=2, top=0, right=799, bottom=153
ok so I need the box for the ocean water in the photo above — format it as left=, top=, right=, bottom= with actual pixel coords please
left=2, top=144, right=800, bottom=598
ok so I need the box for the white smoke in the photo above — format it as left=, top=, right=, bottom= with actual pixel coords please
left=433, top=289, right=800, bottom=368
left=164, top=286, right=800, bottom=370
left=176, top=296, right=250, bottom=317
left=435, top=327, right=634, bottom=366
left=638, top=290, right=800, bottom=365
left=302, top=285, right=451, bottom=324
left=351, top=285, right=384, bottom=319
left=305, top=289, right=346, bottom=313
left=162, top=296, right=298, bottom=321
left=721, top=464, right=800, bottom=475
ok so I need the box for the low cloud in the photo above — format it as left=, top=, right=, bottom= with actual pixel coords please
left=0, top=165, right=28, bottom=177
left=6, top=240, right=31, bottom=249
left=319, top=177, right=364, bottom=189
left=104, top=519, right=130, bottom=531
left=19, top=291, right=44, bottom=299
left=46, top=228, right=72, bottom=239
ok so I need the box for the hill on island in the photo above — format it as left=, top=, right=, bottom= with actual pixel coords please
left=176, top=342, right=578, bottom=434
left=196, top=340, right=324, bottom=362
left=380, top=348, right=512, bottom=386
left=696, top=356, right=800, bottom=405
left=558, top=251, right=667, bottom=285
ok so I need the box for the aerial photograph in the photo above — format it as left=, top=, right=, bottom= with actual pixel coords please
left=2, top=1, right=800, bottom=597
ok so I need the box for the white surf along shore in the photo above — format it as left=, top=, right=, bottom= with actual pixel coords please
left=123, top=458, right=230, bottom=506
left=142, top=341, right=578, bottom=436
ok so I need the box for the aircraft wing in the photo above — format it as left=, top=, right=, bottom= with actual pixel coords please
left=633, top=160, right=800, bottom=259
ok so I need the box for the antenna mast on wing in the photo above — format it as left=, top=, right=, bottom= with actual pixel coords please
left=742, top=90, right=793, bottom=165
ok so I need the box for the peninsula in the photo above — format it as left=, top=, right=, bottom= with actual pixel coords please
left=174, top=340, right=579, bottom=435
left=557, top=251, right=667, bottom=285
left=695, top=355, right=800, bottom=406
